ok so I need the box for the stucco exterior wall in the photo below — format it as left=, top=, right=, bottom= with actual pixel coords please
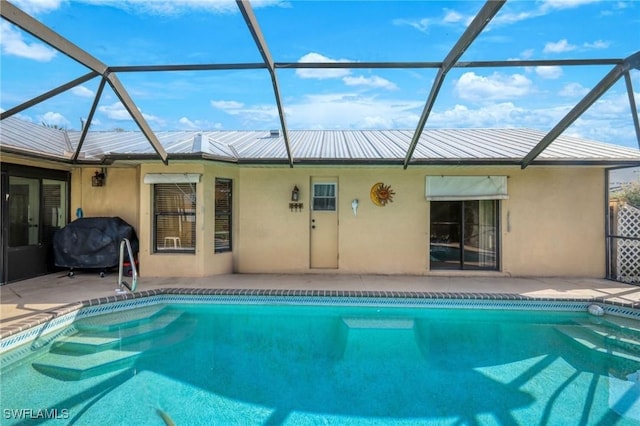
left=235, top=165, right=606, bottom=277
left=236, top=166, right=432, bottom=274
left=502, top=167, right=605, bottom=277
left=5, top=156, right=606, bottom=278
left=70, top=167, right=139, bottom=230
left=136, top=162, right=239, bottom=277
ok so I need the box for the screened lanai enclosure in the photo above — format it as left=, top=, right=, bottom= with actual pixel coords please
left=1, top=0, right=639, bottom=164
left=0, top=0, right=639, bottom=283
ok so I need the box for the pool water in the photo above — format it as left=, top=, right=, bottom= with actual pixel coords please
left=2, top=303, right=640, bottom=425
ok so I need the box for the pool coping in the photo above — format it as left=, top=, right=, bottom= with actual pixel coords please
left=3, top=287, right=640, bottom=344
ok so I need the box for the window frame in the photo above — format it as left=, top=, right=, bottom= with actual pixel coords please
left=429, top=199, right=500, bottom=271
left=214, top=178, right=233, bottom=253
left=312, top=183, right=337, bottom=211
left=152, top=182, right=197, bottom=254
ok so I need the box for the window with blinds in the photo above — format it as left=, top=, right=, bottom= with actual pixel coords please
left=312, top=183, right=336, bottom=211
left=215, top=178, right=232, bottom=253
left=153, top=183, right=196, bottom=253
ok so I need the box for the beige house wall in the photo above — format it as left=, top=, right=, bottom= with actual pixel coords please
left=136, top=162, right=239, bottom=277
left=235, top=165, right=605, bottom=277
left=70, top=167, right=139, bottom=230
left=502, top=166, right=605, bottom=276
left=2, top=156, right=608, bottom=278
left=236, top=166, right=431, bottom=274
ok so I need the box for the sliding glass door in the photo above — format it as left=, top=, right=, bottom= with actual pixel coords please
left=430, top=200, right=499, bottom=270
left=2, top=165, right=69, bottom=283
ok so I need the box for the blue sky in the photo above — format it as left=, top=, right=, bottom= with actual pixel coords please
left=1, top=0, right=639, bottom=148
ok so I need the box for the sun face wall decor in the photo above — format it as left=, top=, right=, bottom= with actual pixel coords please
left=370, top=182, right=395, bottom=207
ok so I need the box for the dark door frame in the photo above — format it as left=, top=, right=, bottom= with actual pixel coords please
left=430, top=200, right=501, bottom=271
left=1, top=163, right=70, bottom=284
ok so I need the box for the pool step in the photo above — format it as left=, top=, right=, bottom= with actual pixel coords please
left=556, top=323, right=640, bottom=374
left=32, top=349, right=141, bottom=381
left=341, top=317, right=422, bottom=359
left=342, top=318, right=415, bottom=329
left=51, top=310, right=184, bottom=354
left=575, top=318, right=640, bottom=354
left=32, top=308, right=194, bottom=381
left=74, top=304, right=168, bottom=332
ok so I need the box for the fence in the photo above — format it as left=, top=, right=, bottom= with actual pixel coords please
left=615, top=203, right=640, bottom=284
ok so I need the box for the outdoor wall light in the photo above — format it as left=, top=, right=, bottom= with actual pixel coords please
left=289, top=185, right=303, bottom=212
left=91, top=169, right=106, bottom=187
left=352, top=199, right=359, bottom=216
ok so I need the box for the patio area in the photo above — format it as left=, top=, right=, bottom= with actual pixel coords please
left=2, top=272, right=640, bottom=340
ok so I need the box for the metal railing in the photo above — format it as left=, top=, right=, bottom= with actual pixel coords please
left=116, top=238, right=138, bottom=293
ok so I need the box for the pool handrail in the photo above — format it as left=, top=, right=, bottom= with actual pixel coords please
left=116, top=238, right=138, bottom=293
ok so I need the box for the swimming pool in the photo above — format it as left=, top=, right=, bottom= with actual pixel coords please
left=2, top=295, right=640, bottom=425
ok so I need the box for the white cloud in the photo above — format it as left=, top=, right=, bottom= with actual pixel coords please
left=0, top=22, right=57, bottom=62
left=285, top=93, right=423, bottom=129
left=520, top=49, right=535, bottom=59
left=178, top=117, right=222, bottom=130
left=583, top=40, right=610, bottom=49
left=559, top=82, right=589, bottom=97
left=535, top=66, right=563, bottom=79
left=211, top=100, right=244, bottom=110
left=442, top=9, right=464, bottom=24
left=426, top=90, right=640, bottom=148
left=394, top=8, right=474, bottom=33
left=234, top=105, right=279, bottom=123
left=429, top=103, right=525, bottom=128
left=71, top=85, right=95, bottom=98
left=490, top=0, right=601, bottom=27
left=211, top=99, right=278, bottom=123
left=98, top=103, right=131, bottom=120
left=210, top=92, right=423, bottom=130
left=179, top=117, right=198, bottom=129
left=541, top=0, right=601, bottom=11
left=492, top=10, right=542, bottom=26
left=429, top=101, right=575, bottom=129
left=295, top=53, right=352, bottom=80
left=39, top=111, right=70, bottom=128
left=564, top=91, right=640, bottom=146
left=342, top=75, right=398, bottom=90
left=587, top=91, right=636, bottom=118
left=84, top=0, right=285, bottom=16
left=141, top=111, right=162, bottom=123
left=392, top=17, right=430, bottom=33
left=11, top=0, right=63, bottom=15
left=97, top=101, right=160, bottom=123
left=454, top=72, right=533, bottom=102
left=543, top=39, right=576, bottom=54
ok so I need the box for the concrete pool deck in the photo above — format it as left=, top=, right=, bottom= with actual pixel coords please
left=2, top=272, right=640, bottom=339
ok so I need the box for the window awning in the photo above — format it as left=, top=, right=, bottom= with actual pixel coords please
left=426, top=176, right=508, bottom=201
left=143, top=173, right=201, bottom=184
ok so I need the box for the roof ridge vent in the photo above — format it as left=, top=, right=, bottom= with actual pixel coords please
left=270, top=129, right=280, bottom=137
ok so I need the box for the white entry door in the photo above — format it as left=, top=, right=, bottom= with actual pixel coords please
left=310, top=178, right=338, bottom=269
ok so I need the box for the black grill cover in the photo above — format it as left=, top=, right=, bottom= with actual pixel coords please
left=53, top=217, right=138, bottom=269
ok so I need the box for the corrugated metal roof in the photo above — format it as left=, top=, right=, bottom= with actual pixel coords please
left=1, top=116, right=639, bottom=165
left=0, top=117, right=70, bottom=157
